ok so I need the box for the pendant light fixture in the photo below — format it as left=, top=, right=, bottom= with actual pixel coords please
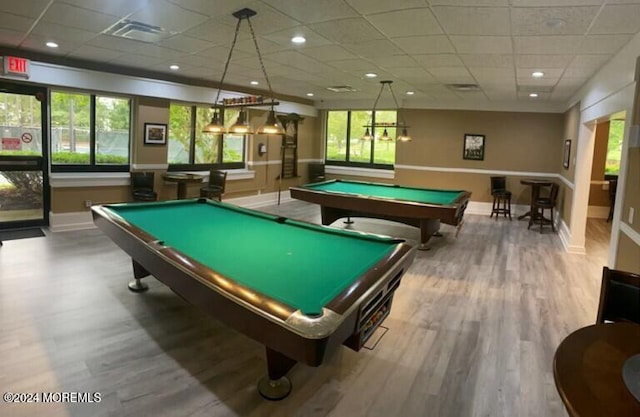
left=361, top=80, right=411, bottom=142
left=203, top=8, right=284, bottom=135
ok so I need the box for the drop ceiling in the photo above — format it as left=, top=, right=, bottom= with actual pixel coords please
left=0, top=0, right=639, bottom=110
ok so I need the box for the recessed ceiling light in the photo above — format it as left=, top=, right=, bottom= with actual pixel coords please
left=529, top=93, right=539, bottom=98
left=291, top=36, right=306, bottom=44
left=250, top=81, right=259, bottom=85
left=169, top=64, right=179, bottom=70
left=46, top=41, right=58, bottom=48
left=406, top=91, right=415, bottom=95
left=306, top=93, right=314, bottom=97
left=532, top=71, right=544, bottom=78
left=545, top=18, right=566, bottom=29
left=364, top=73, right=377, bottom=78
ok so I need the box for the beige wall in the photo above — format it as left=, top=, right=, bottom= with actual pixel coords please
left=615, top=232, right=640, bottom=273
left=51, top=103, right=318, bottom=214
left=560, top=103, right=581, bottom=225
left=322, top=108, right=566, bottom=213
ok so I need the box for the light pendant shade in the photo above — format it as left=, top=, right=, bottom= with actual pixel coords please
left=379, top=128, right=391, bottom=141
left=397, top=128, right=412, bottom=142
left=229, top=109, right=254, bottom=134
left=257, top=109, right=284, bottom=134
left=361, top=80, right=410, bottom=143
left=362, top=127, right=373, bottom=141
left=202, top=109, right=226, bottom=133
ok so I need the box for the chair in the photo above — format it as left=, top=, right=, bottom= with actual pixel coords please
left=308, top=163, right=326, bottom=183
left=200, top=170, right=227, bottom=201
left=130, top=172, right=157, bottom=201
left=607, top=178, right=617, bottom=222
left=490, top=176, right=511, bottom=220
left=596, top=266, right=640, bottom=324
left=528, top=182, right=559, bottom=233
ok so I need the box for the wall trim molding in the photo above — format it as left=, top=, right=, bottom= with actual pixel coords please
left=131, top=164, right=168, bottom=170
left=326, top=165, right=395, bottom=179
left=587, top=205, right=610, bottom=219
left=620, top=222, right=640, bottom=247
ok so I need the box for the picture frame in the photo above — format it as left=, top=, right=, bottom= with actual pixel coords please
left=463, top=134, right=485, bottom=161
left=563, top=139, right=571, bottom=169
left=144, top=123, right=167, bottom=145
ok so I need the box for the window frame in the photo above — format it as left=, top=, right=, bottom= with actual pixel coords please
left=168, top=103, right=246, bottom=171
left=50, top=89, right=132, bottom=173
left=324, top=109, right=395, bottom=169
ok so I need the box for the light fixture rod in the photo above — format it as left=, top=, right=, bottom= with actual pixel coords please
left=212, top=14, right=243, bottom=108
left=245, top=12, right=277, bottom=110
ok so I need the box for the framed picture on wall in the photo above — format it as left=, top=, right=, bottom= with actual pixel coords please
left=563, top=139, right=571, bottom=169
left=463, top=134, right=485, bottom=161
left=144, top=123, right=167, bottom=145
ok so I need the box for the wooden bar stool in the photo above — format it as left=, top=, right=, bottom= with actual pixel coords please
left=490, top=176, right=511, bottom=220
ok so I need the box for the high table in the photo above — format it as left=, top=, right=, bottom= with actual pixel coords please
left=553, top=322, right=640, bottom=417
left=92, top=199, right=415, bottom=400
left=518, top=178, right=553, bottom=220
left=162, top=173, right=203, bottom=199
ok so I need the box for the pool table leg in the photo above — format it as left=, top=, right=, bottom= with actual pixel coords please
left=419, top=219, right=440, bottom=250
left=128, top=259, right=150, bottom=292
left=257, top=347, right=296, bottom=400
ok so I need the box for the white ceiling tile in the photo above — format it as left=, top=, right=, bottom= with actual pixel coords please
left=308, top=18, right=385, bottom=44
left=470, top=68, right=515, bottom=83
left=299, top=45, right=360, bottom=62
left=326, top=58, right=376, bottom=72
left=563, top=55, right=611, bottom=77
left=109, top=54, right=166, bottom=68
left=59, top=0, right=148, bottom=16
left=41, top=3, right=120, bottom=32
left=0, top=0, right=51, bottom=18
left=510, top=0, right=602, bottom=6
left=450, top=36, right=512, bottom=53
left=459, top=54, right=513, bottom=67
left=127, top=1, right=209, bottom=33
left=516, top=67, right=563, bottom=79
left=428, top=67, right=475, bottom=83
left=345, top=0, right=429, bottom=15
left=0, top=29, right=26, bottom=47
left=578, top=34, right=633, bottom=53
left=366, top=8, right=442, bottom=37
left=388, top=67, right=436, bottom=81
left=31, top=21, right=99, bottom=43
left=183, top=20, right=238, bottom=45
left=165, top=0, right=239, bottom=17
left=511, top=6, right=600, bottom=35
left=428, top=0, right=509, bottom=5
left=589, top=4, right=640, bottom=34
left=413, top=54, right=464, bottom=67
left=263, top=27, right=333, bottom=48
left=66, top=45, right=124, bottom=61
left=516, top=76, right=560, bottom=87
left=343, top=40, right=405, bottom=59
left=0, top=12, right=34, bottom=32
left=21, top=33, right=83, bottom=54
left=515, top=54, right=573, bottom=68
left=513, top=35, right=583, bottom=54
left=158, top=34, right=212, bottom=54
left=379, top=55, right=424, bottom=68
left=393, top=35, right=456, bottom=54
left=432, top=7, right=510, bottom=35
left=261, top=0, right=358, bottom=23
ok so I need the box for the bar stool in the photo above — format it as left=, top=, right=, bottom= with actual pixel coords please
left=490, top=176, right=511, bottom=220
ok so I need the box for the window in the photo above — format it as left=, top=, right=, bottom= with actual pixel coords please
left=50, top=91, right=131, bottom=171
left=325, top=110, right=396, bottom=168
left=168, top=104, right=245, bottom=170
left=605, top=120, right=624, bottom=175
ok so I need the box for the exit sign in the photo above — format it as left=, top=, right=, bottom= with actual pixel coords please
left=2, top=56, right=30, bottom=79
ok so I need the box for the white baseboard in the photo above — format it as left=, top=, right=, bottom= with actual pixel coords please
left=49, top=211, right=96, bottom=232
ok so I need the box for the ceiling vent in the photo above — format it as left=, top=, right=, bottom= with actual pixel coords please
left=104, top=20, right=170, bottom=43
left=327, top=85, right=357, bottom=93
left=447, top=83, right=480, bottom=92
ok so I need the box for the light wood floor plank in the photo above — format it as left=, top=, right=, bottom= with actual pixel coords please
left=0, top=202, right=611, bottom=417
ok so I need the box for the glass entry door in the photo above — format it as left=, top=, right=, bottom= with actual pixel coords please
left=0, top=83, right=49, bottom=228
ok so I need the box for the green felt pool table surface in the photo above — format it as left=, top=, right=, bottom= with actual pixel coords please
left=305, top=180, right=465, bottom=205
left=106, top=200, right=401, bottom=315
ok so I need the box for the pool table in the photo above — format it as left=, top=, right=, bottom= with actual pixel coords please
left=91, top=199, right=415, bottom=400
left=290, top=179, right=471, bottom=250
